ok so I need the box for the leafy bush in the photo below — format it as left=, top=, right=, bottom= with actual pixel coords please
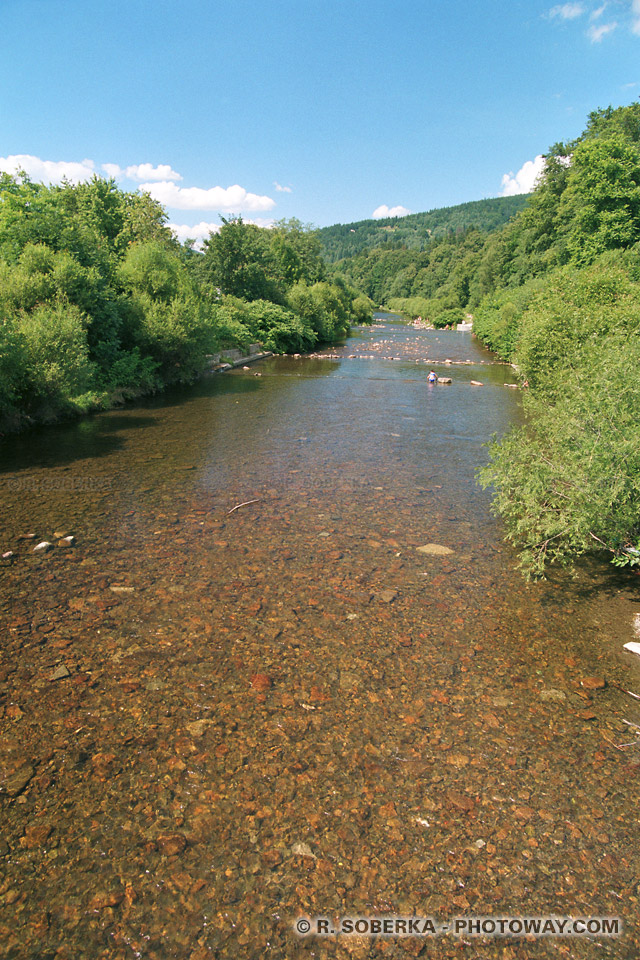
left=19, top=301, right=96, bottom=415
left=241, top=299, right=317, bottom=353
left=478, top=256, right=640, bottom=576
left=132, top=294, right=218, bottom=381
left=479, top=330, right=640, bottom=577
left=432, top=307, right=466, bottom=329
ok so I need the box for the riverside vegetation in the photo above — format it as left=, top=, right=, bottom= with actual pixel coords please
left=324, top=102, right=640, bottom=577
left=3, top=101, right=640, bottom=578
left=0, top=175, right=372, bottom=433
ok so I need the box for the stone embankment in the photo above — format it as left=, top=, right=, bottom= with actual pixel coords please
left=205, top=343, right=272, bottom=373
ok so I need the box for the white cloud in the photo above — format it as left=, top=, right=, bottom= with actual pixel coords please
left=168, top=221, right=221, bottom=246
left=590, top=2, right=608, bottom=20
left=102, top=162, right=182, bottom=182
left=140, top=180, right=276, bottom=212
left=548, top=1, right=639, bottom=36
left=549, top=3, right=585, bottom=19
left=126, top=163, right=182, bottom=182
left=372, top=204, right=412, bottom=219
left=587, top=19, right=617, bottom=39
left=0, top=153, right=96, bottom=184
left=500, top=155, right=546, bottom=196
left=169, top=217, right=276, bottom=249
left=274, top=181, right=292, bottom=193
left=101, top=162, right=123, bottom=179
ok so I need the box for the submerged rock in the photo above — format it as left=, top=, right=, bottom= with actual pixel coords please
left=33, top=541, right=52, bottom=553
left=377, top=588, right=398, bottom=603
left=1, top=764, right=35, bottom=798
left=49, top=665, right=71, bottom=681
left=416, top=543, right=454, bottom=556
left=291, top=841, right=316, bottom=859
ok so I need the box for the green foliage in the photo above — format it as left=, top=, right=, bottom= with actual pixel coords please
left=200, top=216, right=280, bottom=302
left=118, top=241, right=183, bottom=301
left=132, top=294, right=218, bottom=381
left=561, top=136, right=640, bottom=264
left=243, top=300, right=316, bottom=353
left=351, top=294, right=374, bottom=324
left=317, top=196, right=529, bottom=262
left=472, top=279, right=545, bottom=360
left=432, top=307, right=466, bottom=329
left=269, top=218, right=326, bottom=285
left=0, top=317, right=27, bottom=425
left=478, top=256, right=640, bottom=576
left=479, top=330, right=640, bottom=578
left=18, top=301, right=97, bottom=417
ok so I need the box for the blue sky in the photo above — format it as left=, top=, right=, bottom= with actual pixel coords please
left=2, top=0, right=639, bottom=243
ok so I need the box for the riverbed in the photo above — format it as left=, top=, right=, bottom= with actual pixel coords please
left=1, top=315, right=639, bottom=959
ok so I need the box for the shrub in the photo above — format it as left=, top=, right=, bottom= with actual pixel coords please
left=18, top=301, right=96, bottom=415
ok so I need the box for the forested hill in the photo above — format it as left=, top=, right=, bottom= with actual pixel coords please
left=317, top=196, right=529, bottom=262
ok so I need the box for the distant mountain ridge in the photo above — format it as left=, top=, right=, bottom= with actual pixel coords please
left=317, top=195, right=530, bottom=262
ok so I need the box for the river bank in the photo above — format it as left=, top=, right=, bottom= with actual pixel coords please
left=1, top=318, right=639, bottom=959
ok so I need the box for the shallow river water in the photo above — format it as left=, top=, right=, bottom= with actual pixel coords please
left=1, top=315, right=640, bottom=960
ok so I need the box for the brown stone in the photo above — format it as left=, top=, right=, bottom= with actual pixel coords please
left=89, top=890, right=124, bottom=910
left=22, top=823, right=53, bottom=848
left=1, top=764, right=35, bottom=797
left=157, top=833, right=187, bottom=856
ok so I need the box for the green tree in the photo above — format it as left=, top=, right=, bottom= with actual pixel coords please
left=201, top=216, right=280, bottom=301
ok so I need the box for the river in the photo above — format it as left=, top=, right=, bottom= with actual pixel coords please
left=1, top=314, right=639, bottom=959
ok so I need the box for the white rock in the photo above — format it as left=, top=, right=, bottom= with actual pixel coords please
left=291, top=842, right=316, bottom=859
left=623, top=642, right=640, bottom=657
left=33, top=541, right=52, bottom=553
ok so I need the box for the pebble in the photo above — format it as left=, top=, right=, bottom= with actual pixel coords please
left=156, top=834, right=187, bottom=856
left=416, top=543, right=454, bottom=556
left=49, top=665, right=71, bottom=681
left=291, top=841, right=316, bottom=859
left=377, top=588, right=397, bottom=603
left=185, top=720, right=211, bottom=738
left=540, top=688, right=567, bottom=702
left=1, top=764, right=35, bottom=798
left=33, top=541, right=52, bottom=553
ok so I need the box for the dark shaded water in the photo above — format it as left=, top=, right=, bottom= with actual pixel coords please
left=1, top=315, right=639, bottom=959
